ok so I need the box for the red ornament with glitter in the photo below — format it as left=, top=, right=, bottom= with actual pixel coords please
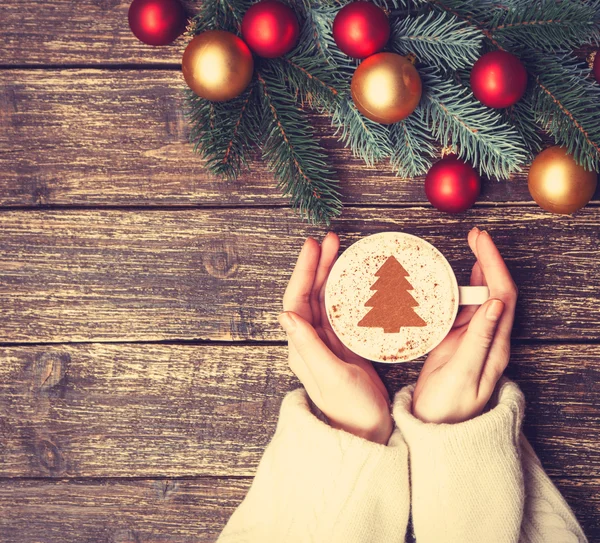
left=241, top=0, right=300, bottom=58
left=128, top=0, right=186, bottom=46
left=594, top=52, right=600, bottom=83
left=425, top=156, right=481, bottom=213
left=470, top=50, right=527, bottom=108
left=333, top=2, right=390, bottom=59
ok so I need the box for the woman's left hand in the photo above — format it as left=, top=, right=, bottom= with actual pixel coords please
left=278, top=232, right=393, bottom=445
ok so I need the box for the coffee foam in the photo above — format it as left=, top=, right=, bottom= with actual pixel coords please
left=325, top=233, right=457, bottom=363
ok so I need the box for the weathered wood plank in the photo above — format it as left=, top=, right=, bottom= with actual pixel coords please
left=0, top=0, right=190, bottom=65
left=0, top=208, right=598, bottom=342
left=0, top=343, right=598, bottom=478
left=0, top=477, right=246, bottom=543
left=0, top=476, right=596, bottom=542
left=0, top=70, right=580, bottom=206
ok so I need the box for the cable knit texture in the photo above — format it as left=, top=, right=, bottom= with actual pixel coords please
left=218, top=388, right=410, bottom=543
left=218, top=380, right=587, bottom=543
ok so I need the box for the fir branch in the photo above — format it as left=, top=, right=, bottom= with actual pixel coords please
left=304, top=7, right=355, bottom=78
left=186, top=85, right=261, bottom=180
left=279, top=14, right=344, bottom=109
left=257, top=69, right=342, bottom=224
left=420, top=67, right=528, bottom=178
left=487, top=0, right=600, bottom=52
left=189, top=0, right=250, bottom=35
left=526, top=52, right=600, bottom=171
left=500, top=91, right=542, bottom=158
left=283, top=13, right=393, bottom=165
left=389, top=108, right=438, bottom=178
left=390, top=11, right=482, bottom=71
left=332, top=96, right=395, bottom=165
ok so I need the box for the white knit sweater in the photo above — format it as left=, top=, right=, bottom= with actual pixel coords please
left=218, top=379, right=586, bottom=543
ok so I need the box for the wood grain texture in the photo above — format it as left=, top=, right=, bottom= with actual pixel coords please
left=0, top=208, right=599, bottom=342
left=0, top=343, right=598, bottom=478
left=0, top=476, right=598, bottom=542
left=0, top=0, right=191, bottom=65
left=0, top=477, right=247, bottom=543
left=2, top=70, right=589, bottom=207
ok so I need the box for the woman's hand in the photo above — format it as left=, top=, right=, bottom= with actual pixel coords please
left=413, top=228, right=518, bottom=424
left=278, top=232, right=393, bottom=445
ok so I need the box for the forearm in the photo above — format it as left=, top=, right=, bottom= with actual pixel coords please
left=218, top=388, right=410, bottom=543
left=519, top=435, right=587, bottom=542
left=394, top=379, right=526, bottom=543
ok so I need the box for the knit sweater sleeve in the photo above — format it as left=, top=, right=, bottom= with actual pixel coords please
left=392, top=378, right=587, bottom=543
left=217, top=388, right=410, bottom=543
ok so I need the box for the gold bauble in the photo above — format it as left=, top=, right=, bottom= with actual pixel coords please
left=182, top=30, right=254, bottom=102
left=528, top=146, right=597, bottom=215
left=351, top=53, right=422, bottom=124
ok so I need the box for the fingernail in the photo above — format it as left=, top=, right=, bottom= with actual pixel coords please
left=485, top=299, right=504, bottom=321
left=481, top=230, right=490, bottom=237
left=470, top=226, right=480, bottom=235
left=278, top=312, right=297, bottom=332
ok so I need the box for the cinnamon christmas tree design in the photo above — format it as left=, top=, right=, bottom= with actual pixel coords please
left=358, top=255, right=427, bottom=333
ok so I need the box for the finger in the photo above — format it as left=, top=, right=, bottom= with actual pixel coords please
left=475, top=232, right=518, bottom=396
left=283, top=238, right=320, bottom=322
left=278, top=311, right=345, bottom=402
left=447, top=299, right=505, bottom=381
left=476, top=231, right=517, bottom=302
left=476, top=231, right=518, bottom=342
left=310, top=232, right=340, bottom=324
left=453, top=260, right=485, bottom=328
left=468, top=226, right=481, bottom=257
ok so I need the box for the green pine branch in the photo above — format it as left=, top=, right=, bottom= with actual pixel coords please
left=389, top=108, right=438, bottom=178
left=420, top=67, right=528, bottom=178
left=188, top=0, right=250, bottom=35
left=257, top=68, right=342, bottom=224
left=282, top=12, right=393, bottom=165
left=186, top=86, right=261, bottom=180
left=526, top=52, right=600, bottom=172
left=500, top=90, right=542, bottom=159
left=331, top=97, right=395, bottom=165
left=390, top=11, right=483, bottom=71
left=487, top=0, right=600, bottom=52
left=303, top=7, right=355, bottom=81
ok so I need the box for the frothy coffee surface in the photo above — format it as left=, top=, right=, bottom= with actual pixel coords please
left=325, top=232, right=457, bottom=363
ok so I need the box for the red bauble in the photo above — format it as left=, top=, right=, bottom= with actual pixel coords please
left=470, top=51, right=527, bottom=108
left=333, top=2, right=390, bottom=59
left=425, top=156, right=481, bottom=213
left=128, top=0, right=186, bottom=46
left=241, top=0, right=299, bottom=58
left=594, top=52, right=600, bottom=83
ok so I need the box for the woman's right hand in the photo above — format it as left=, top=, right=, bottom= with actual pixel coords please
left=412, top=228, right=518, bottom=424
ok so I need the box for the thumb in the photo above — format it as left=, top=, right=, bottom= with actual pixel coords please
left=448, top=299, right=505, bottom=380
left=278, top=311, right=345, bottom=385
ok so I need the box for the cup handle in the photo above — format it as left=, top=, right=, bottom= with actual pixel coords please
left=458, top=286, right=490, bottom=305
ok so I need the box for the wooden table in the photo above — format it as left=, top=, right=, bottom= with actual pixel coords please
left=0, top=2, right=599, bottom=541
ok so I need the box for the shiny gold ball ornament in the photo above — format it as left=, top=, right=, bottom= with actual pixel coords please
left=351, top=53, right=422, bottom=124
left=528, top=146, right=597, bottom=214
left=182, top=30, right=254, bottom=102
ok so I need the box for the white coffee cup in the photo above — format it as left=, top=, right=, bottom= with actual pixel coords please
left=325, top=232, right=489, bottom=363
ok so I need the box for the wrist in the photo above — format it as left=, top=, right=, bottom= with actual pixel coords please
left=329, top=413, right=394, bottom=445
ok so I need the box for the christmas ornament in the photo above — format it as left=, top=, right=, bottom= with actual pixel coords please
left=128, top=0, right=186, bottom=46
left=182, top=31, right=254, bottom=102
left=333, top=2, right=390, bottom=59
left=528, top=146, right=597, bottom=214
left=241, top=0, right=299, bottom=58
left=594, top=52, right=600, bottom=83
left=183, top=0, right=600, bottom=224
left=351, top=53, right=422, bottom=124
left=470, top=51, right=528, bottom=109
left=424, top=156, right=481, bottom=213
